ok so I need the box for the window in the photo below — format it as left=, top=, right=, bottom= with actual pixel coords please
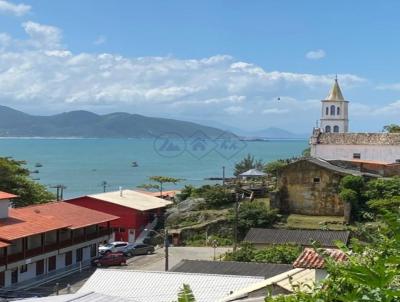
left=90, top=244, right=97, bottom=257
left=325, top=107, right=329, bottom=115
left=325, top=125, right=331, bottom=133
left=330, top=105, right=335, bottom=115
left=76, top=248, right=83, bottom=262
left=396, top=159, right=400, bottom=163
left=353, top=153, right=361, bottom=159
left=20, top=264, right=28, bottom=274
left=333, top=125, right=339, bottom=133
left=313, top=177, right=320, bottom=183
left=65, top=251, right=72, bottom=266
left=337, top=107, right=340, bottom=115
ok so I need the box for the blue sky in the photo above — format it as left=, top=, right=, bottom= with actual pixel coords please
left=0, top=0, right=400, bottom=133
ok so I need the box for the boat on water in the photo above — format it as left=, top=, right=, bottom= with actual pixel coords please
left=35, top=163, right=43, bottom=167
left=131, top=161, right=139, bottom=167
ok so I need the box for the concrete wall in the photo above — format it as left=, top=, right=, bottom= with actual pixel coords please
left=0, top=200, right=9, bottom=219
left=278, top=161, right=344, bottom=216
left=312, top=144, right=400, bottom=163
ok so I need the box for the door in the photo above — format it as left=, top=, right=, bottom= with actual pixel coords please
left=11, top=268, right=18, bottom=284
left=0, top=271, right=4, bottom=287
left=48, top=255, right=56, bottom=272
left=128, top=229, right=136, bottom=243
left=36, top=260, right=44, bottom=276
left=65, top=251, right=72, bottom=266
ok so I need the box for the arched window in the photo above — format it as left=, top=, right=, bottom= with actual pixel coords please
left=325, top=107, right=329, bottom=115
left=337, top=107, right=340, bottom=115
left=333, top=125, right=339, bottom=133
left=330, top=105, right=335, bottom=115
left=325, top=125, right=331, bottom=133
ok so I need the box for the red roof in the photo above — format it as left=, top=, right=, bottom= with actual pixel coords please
left=0, top=202, right=118, bottom=241
left=0, top=191, right=17, bottom=200
left=293, top=248, right=347, bottom=269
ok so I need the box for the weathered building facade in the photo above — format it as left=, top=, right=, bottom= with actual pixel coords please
left=271, top=158, right=378, bottom=217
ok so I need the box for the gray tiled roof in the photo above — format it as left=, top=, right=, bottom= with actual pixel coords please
left=244, top=228, right=350, bottom=247
left=170, top=260, right=292, bottom=278
left=20, top=292, right=137, bottom=302
left=286, top=158, right=380, bottom=178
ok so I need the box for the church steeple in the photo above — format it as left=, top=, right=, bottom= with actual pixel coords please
left=326, top=78, right=345, bottom=101
left=319, top=78, right=349, bottom=133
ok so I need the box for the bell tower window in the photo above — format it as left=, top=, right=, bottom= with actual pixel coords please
left=330, top=105, right=335, bottom=115
left=325, top=107, right=329, bottom=115
left=333, top=125, right=339, bottom=133
left=325, top=125, right=331, bottom=133
left=337, top=107, right=340, bottom=115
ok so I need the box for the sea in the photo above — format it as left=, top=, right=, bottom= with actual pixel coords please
left=0, top=138, right=308, bottom=198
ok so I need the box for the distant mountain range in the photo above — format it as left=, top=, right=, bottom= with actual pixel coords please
left=0, top=106, right=228, bottom=138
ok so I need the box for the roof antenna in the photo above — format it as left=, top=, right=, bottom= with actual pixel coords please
left=119, top=186, right=123, bottom=197
left=335, top=74, right=338, bottom=81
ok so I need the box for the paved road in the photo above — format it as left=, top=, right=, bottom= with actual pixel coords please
left=23, top=246, right=231, bottom=297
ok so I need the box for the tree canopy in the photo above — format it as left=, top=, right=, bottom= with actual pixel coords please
left=383, top=124, right=400, bottom=133
left=0, top=157, right=55, bottom=207
left=234, top=154, right=264, bottom=176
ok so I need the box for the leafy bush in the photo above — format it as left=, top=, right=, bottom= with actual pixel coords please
left=224, top=242, right=301, bottom=264
left=365, top=177, right=400, bottom=200
left=229, top=201, right=279, bottom=239
left=264, top=160, right=288, bottom=177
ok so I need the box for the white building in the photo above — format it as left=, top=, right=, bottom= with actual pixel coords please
left=310, top=80, right=400, bottom=163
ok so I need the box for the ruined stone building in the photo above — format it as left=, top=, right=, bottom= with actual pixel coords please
left=270, top=158, right=379, bottom=217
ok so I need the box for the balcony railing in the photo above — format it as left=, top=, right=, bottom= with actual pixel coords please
left=2, top=229, right=111, bottom=265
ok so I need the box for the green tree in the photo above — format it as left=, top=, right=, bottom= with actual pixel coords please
left=229, top=201, right=278, bottom=238
left=365, top=177, right=400, bottom=200
left=234, top=154, right=264, bottom=177
left=302, top=147, right=311, bottom=157
left=139, top=176, right=182, bottom=197
left=383, top=124, right=400, bottom=133
left=176, top=284, right=196, bottom=302
left=0, top=157, right=55, bottom=207
left=264, top=160, right=288, bottom=177
left=339, top=175, right=365, bottom=220
left=265, top=211, right=400, bottom=302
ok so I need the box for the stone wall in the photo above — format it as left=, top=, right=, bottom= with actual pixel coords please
left=277, top=161, right=344, bottom=216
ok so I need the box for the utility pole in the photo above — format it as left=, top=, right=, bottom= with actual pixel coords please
left=51, top=184, right=67, bottom=201
left=233, top=193, right=240, bottom=252
left=101, top=181, right=108, bottom=192
left=222, top=166, right=226, bottom=186
left=164, top=228, right=169, bottom=271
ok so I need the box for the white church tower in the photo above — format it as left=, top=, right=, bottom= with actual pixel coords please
left=320, top=78, right=349, bottom=133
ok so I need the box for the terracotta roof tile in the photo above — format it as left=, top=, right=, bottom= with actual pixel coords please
left=293, top=248, right=347, bottom=269
left=0, top=202, right=118, bottom=241
left=0, top=191, right=17, bottom=200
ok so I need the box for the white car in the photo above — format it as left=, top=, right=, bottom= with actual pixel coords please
left=99, top=241, right=129, bottom=254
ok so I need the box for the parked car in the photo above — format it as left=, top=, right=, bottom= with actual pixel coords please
left=122, top=243, right=155, bottom=257
left=91, top=252, right=127, bottom=267
left=99, top=241, right=129, bottom=255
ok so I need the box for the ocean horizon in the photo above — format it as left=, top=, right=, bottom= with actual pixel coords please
left=0, top=138, right=308, bottom=198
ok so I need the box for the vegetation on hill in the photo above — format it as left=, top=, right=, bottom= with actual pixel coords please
left=0, top=105, right=228, bottom=138
left=0, top=157, right=55, bottom=207
left=139, top=176, right=182, bottom=197
left=224, top=242, right=301, bottom=264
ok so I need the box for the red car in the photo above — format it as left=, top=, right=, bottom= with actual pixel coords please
left=92, top=252, right=127, bottom=267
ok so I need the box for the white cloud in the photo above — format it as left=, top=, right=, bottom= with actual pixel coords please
left=94, top=35, right=107, bottom=45
left=22, top=21, right=62, bottom=49
left=0, top=22, right=369, bottom=131
left=262, top=108, right=289, bottom=114
left=306, top=49, right=326, bottom=60
left=0, top=0, right=30, bottom=16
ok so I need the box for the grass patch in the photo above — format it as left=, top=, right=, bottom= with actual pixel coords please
left=254, top=197, right=270, bottom=208
left=276, top=214, right=346, bottom=230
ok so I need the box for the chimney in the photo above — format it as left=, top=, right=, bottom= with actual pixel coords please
left=0, top=192, right=17, bottom=219
left=119, top=186, right=123, bottom=197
